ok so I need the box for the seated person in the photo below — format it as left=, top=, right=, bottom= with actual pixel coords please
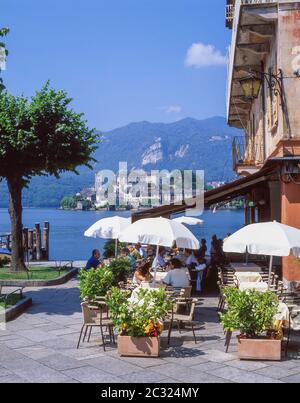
left=152, top=247, right=166, bottom=269
left=135, top=242, right=147, bottom=259
left=185, top=249, right=199, bottom=266
left=128, top=244, right=140, bottom=260
left=176, top=248, right=187, bottom=265
left=85, top=249, right=102, bottom=270
left=120, top=247, right=137, bottom=269
left=163, top=258, right=191, bottom=289
left=133, top=261, right=153, bottom=285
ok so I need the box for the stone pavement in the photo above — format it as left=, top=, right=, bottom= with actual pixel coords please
left=0, top=278, right=300, bottom=383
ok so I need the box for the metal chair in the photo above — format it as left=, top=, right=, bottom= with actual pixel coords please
left=77, top=302, right=114, bottom=351
left=167, top=298, right=200, bottom=344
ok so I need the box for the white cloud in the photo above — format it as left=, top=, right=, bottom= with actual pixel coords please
left=185, top=43, right=228, bottom=68
left=165, top=105, right=182, bottom=114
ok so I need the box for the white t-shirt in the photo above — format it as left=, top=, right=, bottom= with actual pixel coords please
left=163, top=268, right=190, bottom=288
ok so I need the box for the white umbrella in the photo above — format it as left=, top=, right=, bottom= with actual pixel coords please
left=119, top=217, right=200, bottom=282
left=223, top=221, right=300, bottom=287
left=84, top=216, right=132, bottom=256
left=173, top=216, right=204, bottom=226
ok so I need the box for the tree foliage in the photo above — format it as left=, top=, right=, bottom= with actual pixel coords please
left=0, top=82, right=97, bottom=185
left=60, top=195, right=77, bottom=209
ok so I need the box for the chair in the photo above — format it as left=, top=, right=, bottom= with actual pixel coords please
left=281, top=293, right=300, bottom=356
left=167, top=298, right=200, bottom=344
left=217, top=267, right=236, bottom=313
left=77, top=302, right=115, bottom=351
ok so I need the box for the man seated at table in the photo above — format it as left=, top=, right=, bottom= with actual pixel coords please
left=128, top=244, right=140, bottom=260
left=163, top=258, right=191, bottom=289
left=152, top=247, right=167, bottom=269
left=85, top=249, right=103, bottom=270
left=120, top=247, right=137, bottom=269
left=136, top=242, right=147, bottom=259
left=185, top=249, right=199, bottom=266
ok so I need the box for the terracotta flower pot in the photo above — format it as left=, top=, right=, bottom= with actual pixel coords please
left=238, top=337, right=282, bottom=361
left=117, top=335, right=161, bottom=357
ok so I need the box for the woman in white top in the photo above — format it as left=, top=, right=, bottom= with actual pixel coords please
left=133, top=261, right=153, bottom=286
left=163, top=258, right=191, bottom=289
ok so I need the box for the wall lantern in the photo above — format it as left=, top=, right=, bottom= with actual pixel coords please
left=239, top=75, right=262, bottom=100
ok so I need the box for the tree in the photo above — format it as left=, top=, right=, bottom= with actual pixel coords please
left=0, top=83, right=97, bottom=271
left=60, top=196, right=77, bottom=210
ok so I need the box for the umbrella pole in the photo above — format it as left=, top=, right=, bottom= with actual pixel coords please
left=268, top=255, right=273, bottom=289
left=153, top=244, right=159, bottom=285
left=115, top=239, right=118, bottom=257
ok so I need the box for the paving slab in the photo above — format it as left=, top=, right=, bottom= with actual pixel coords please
left=206, top=366, right=283, bottom=383
left=0, top=281, right=299, bottom=383
left=63, top=366, right=122, bottom=383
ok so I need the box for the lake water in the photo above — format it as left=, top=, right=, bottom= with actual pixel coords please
left=0, top=208, right=244, bottom=260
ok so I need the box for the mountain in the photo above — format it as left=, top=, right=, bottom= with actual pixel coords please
left=0, top=116, right=242, bottom=207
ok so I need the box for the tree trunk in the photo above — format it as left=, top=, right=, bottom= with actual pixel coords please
left=7, top=176, right=27, bottom=272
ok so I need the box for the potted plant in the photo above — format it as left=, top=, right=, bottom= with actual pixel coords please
left=107, top=287, right=172, bottom=357
left=220, top=287, right=282, bottom=361
left=79, top=268, right=114, bottom=301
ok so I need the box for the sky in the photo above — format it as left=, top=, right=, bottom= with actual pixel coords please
left=2, top=0, right=231, bottom=132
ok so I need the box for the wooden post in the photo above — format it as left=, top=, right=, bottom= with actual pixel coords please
left=43, top=222, right=50, bottom=261
left=22, top=228, right=29, bottom=264
left=35, top=223, right=42, bottom=261
left=22, top=228, right=28, bottom=250
left=28, top=230, right=34, bottom=260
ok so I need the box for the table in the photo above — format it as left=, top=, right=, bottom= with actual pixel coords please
left=230, top=262, right=261, bottom=273
left=239, top=282, right=268, bottom=293
left=235, top=272, right=262, bottom=284
left=153, top=272, right=168, bottom=282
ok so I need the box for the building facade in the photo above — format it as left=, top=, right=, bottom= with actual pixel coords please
left=226, top=0, right=300, bottom=287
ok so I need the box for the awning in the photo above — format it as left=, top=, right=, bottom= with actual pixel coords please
left=132, top=167, right=274, bottom=222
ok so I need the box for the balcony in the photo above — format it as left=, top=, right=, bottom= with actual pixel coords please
left=226, top=4, right=234, bottom=28
left=226, top=0, right=278, bottom=30
left=227, top=0, right=278, bottom=127
left=232, top=136, right=265, bottom=175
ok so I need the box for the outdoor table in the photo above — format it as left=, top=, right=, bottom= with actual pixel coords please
left=230, top=262, right=261, bottom=273
left=238, top=282, right=268, bottom=293
left=235, top=272, right=262, bottom=285
left=154, top=272, right=167, bottom=282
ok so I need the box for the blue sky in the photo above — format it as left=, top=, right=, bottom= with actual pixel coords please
left=2, top=0, right=230, bottom=131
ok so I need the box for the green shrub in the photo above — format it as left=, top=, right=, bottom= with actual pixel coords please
left=79, top=268, right=114, bottom=301
left=220, top=287, right=279, bottom=339
left=107, top=287, right=172, bottom=337
left=106, top=257, right=132, bottom=285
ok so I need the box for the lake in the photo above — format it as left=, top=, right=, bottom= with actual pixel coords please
left=0, top=208, right=245, bottom=260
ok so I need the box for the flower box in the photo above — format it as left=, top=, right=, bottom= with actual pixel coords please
left=238, top=337, right=282, bottom=361
left=117, top=335, right=161, bottom=357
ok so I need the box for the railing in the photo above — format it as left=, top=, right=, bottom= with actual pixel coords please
left=226, top=4, right=234, bottom=28
left=232, top=136, right=265, bottom=171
